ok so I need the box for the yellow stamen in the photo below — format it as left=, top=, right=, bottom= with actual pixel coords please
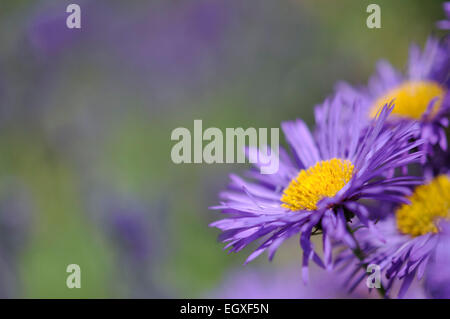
left=281, top=158, right=354, bottom=211
left=370, top=81, right=445, bottom=120
left=396, top=175, right=450, bottom=237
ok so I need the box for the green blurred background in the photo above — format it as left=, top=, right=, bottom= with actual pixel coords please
left=0, top=0, right=445, bottom=298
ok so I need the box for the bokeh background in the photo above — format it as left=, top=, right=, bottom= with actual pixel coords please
left=0, top=0, right=446, bottom=298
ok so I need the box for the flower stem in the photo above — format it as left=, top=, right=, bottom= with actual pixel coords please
left=347, top=225, right=388, bottom=299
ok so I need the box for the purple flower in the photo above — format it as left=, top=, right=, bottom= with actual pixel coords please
left=341, top=175, right=450, bottom=298
left=86, top=190, right=168, bottom=298
left=210, top=98, right=423, bottom=282
left=336, top=37, right=450, bottom=156
left=209, top=265, right=375, bottom=299
left=209, top=263, right=426, bottom=299
left=27, top=1, right=88, bottom=59
left=106, top=204, right=153, bottom=264
left=436, top=2, right=450, bottom=30
left=0, top=180, right=32, bottom=298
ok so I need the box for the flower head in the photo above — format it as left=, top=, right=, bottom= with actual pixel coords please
left=209, top=264, right=391, bottom=299
left=210, top=98, right=423, bottom=282
left=337, top=37, right=450, bottom=155
left=396, top=175, right=450, bottom=236
left=342, top=175, right=450, bottom=298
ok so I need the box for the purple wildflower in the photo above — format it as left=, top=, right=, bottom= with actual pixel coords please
left=437, top=2, right=450, bottom=30
left=87, top=190, right=167, bottom=298
left=209, top=264, right=384, bottom=299
left=210, top=263, right=427, bottom=299
left=340, top=175, right=450, bottom=298
left=27, top=1, right=89, bottom=59
left=210, top=98, right=423, bottom=282
left=337, top=37, right=450, bottom=156
left=0, top=181, right=31, bottom=298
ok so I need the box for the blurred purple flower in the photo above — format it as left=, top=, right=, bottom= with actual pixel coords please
left=105, top=200, right=154, bottom=264
left=27, top=0, right=229, bottom=72
left=88, top=190, right=168, bottom=298
left=209, top=265, right=363, bottom=299
left=109, top=0, right=230, bottom=83
left=209, top=264, right=425, bottom=299
left=0, top=180, right=32, bottom=298
left=27, top=1, right=87, bottom=59
left=436, top=2, right=450, bottom=30
left=340, top=175, right=450, bottom=298
left=336, top=37, right=450, bottom=156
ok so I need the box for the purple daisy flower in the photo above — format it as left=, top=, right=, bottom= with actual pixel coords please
left=437, top=2, right=450, bottom=30
left=210, top=98, right=423, bottom=282
left=337, top=37, right=450, bottom=156
left=341, top=175, right=450, bottom=298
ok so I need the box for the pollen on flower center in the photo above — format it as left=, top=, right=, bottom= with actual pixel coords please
left=370, top=81, right=445, bottom=120
left=396, top=175, right=450, bottom=237
left=281, top=158, right=354, bottom=211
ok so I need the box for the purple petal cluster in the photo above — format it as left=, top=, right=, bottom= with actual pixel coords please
left=338, top=218, right=442, bottom=298
left=211, top=100, right=423, bottom=282
left=437, top=2, right=450, bottom=30
left=336, top=37, right=450, bottom=157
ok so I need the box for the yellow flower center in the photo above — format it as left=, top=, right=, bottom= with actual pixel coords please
left=281, top=158, right=354, bottom=211
left=370, top=81, right=445, bottom=120
left=396, top=175, right=450, bottom=237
